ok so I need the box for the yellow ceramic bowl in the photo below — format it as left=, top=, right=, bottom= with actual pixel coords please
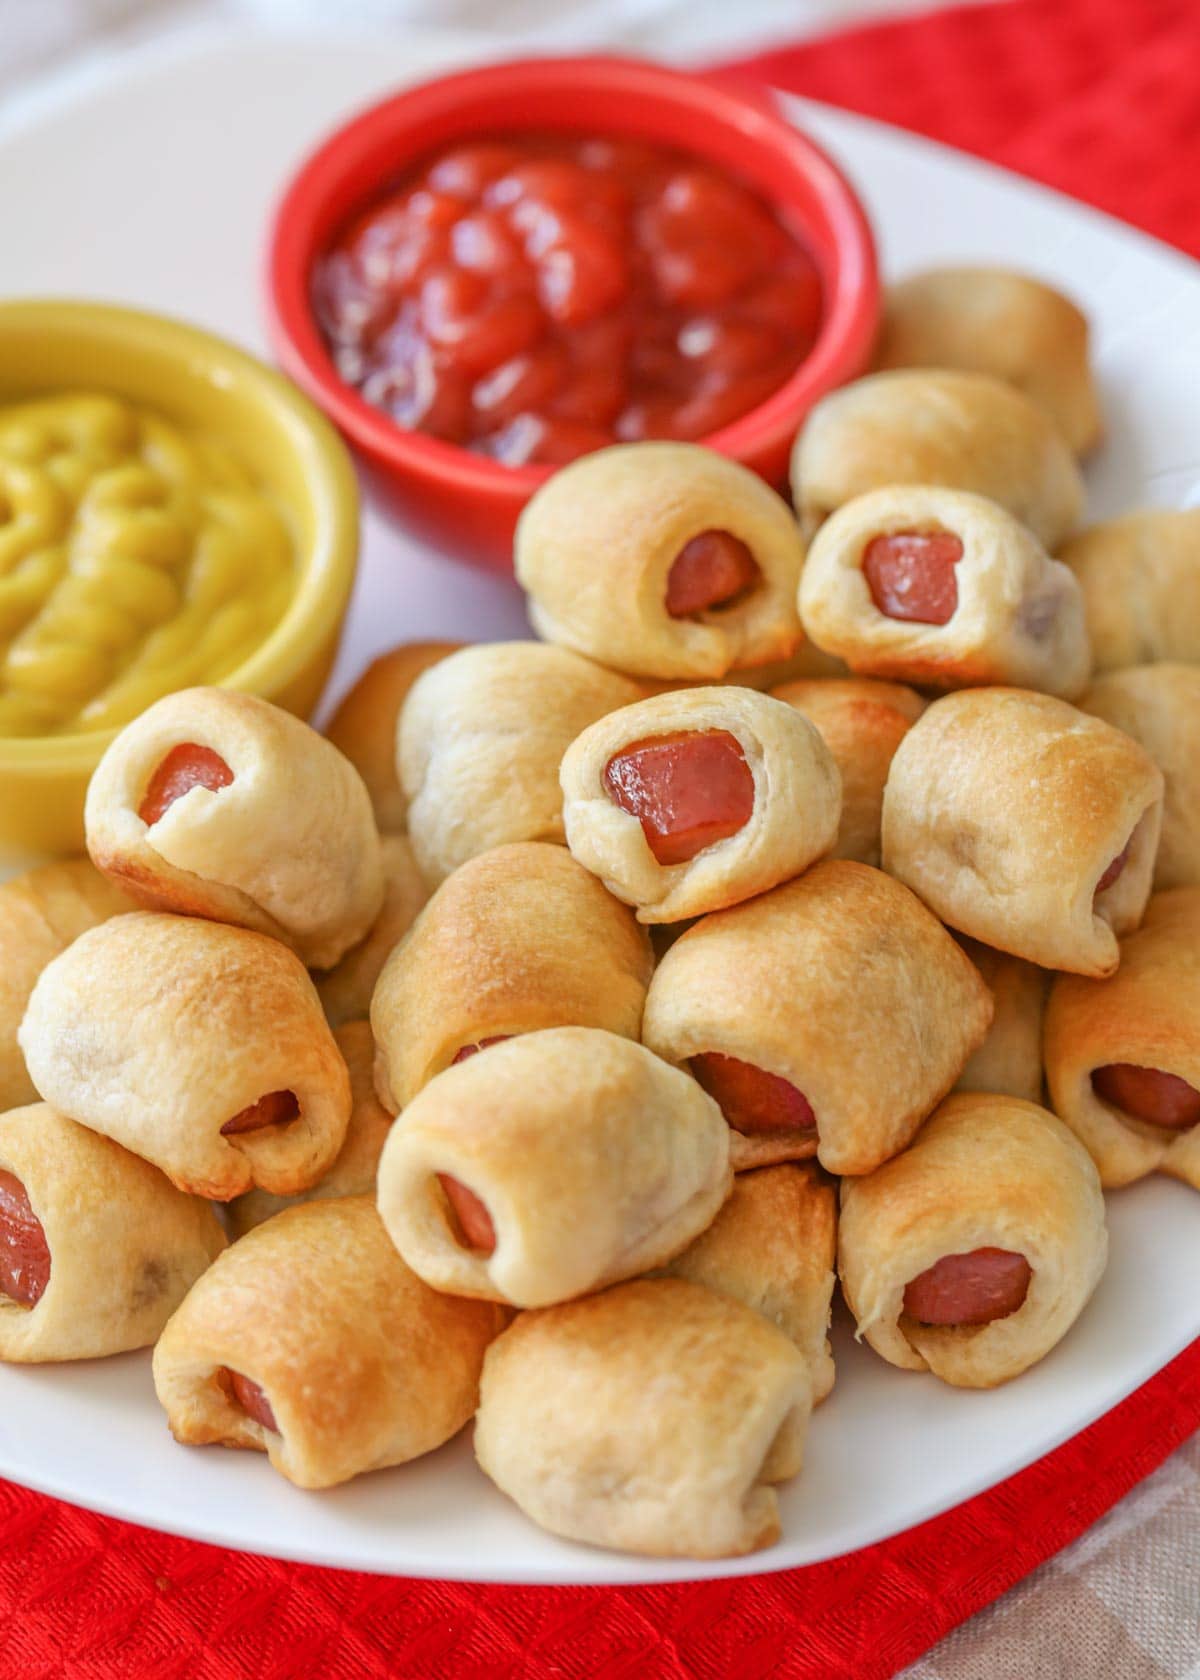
left=0, top=300, right=359, bottom=857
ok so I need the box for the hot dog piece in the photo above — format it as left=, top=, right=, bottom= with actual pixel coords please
left=438, top=1174, right=497, bottom=1253
left=903, top=1247, right=1032, bottom=1327
left=226, top=1369, right=278, bottom=1432
left=220, top=1089, right=300, bottom=1137
left=603, top=730, right=755, bottom=866
left=1091, top=1064, right=1200, bottom=1132
left=138, top=743, right=234, bottom=826
left=861, top=531, right=963, bottom=625
left=691, top=1053, right=816, bottom=1136
left=665, top=530, right=760, bottom=618
left=0, top=1170, right=50, bottom=1308
left=451, top=1035, right=511, bottom=1065
left=1095, top=840, right=1131, bottom=895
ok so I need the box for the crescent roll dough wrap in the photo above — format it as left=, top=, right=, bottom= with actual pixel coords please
left=398, top=642, right=642, bottom=887
left=875, top=268, right=1102, bottom=455
left=153, top=1196, right=506, bottom=1489
left=316, top=834, right=429, bottom=1028
left=838, top=1092, right=1107, bottom=1388
left=85, top=687, right=384, bottom=969
left=227, top=1021, right=393, bottom=1238
left=369, top=842, right=653, bottom=1113
left=882, top=689, right=1164, bottom=976
left=790, top=370, right=1084, bottom=548
left=771, top=677, right=925, bottom=867
left=1079, top=665, right=1200, bottom=891
left=560, top=687, right=841, bottom=924
left=0, top=857, right=136, bottom=1111
left=19, top=912, right=350, bottom=1201
left=1044, top=888, right=1200, bottom=1191
left=797, top=487, right=1091, bottom=697
left=954, top=939, right=1049, bottom=1106
left=514, top=442, right=805, bottom=680
left=642, top=861, right=992, bottom=1174
left=1059, top=510, right=1200, bottom=674
left=324, top=640, right=461, bottom=832
left=474, top=1278, right=810, bottom=1558
left=662, top=1163, right=837, bottom=1404
left=0, top=1103, right=225, bottom=1363
left=376, top=1027, right=731, bottom=1308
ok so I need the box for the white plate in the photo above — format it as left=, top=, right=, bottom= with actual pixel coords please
left=0, top=27, right=1198, bottom=1586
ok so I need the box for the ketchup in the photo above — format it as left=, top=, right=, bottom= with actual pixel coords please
left=313, top=134, right=822, bottom=466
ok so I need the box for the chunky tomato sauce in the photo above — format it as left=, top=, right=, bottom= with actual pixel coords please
left=313, top=134, right=822, bottom=466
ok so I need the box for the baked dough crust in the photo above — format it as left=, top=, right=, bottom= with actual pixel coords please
left=838, top=1092, right=1107, bottom=1387
left=560, top=686, right=841, bottom=924
left=369, top=841, right=653, bottom=1113
left=85, top=687, right=384, bottom=969
left=153, top=1195, right=506, bottom=1489
left=642, top=861, right=992, bottom=1174
left=661, top=1163, right=837, bottom=1404
left=770, top=677, right=925, bottom=867
left=790, top=370, right=1084, bottom=548
left=874, top=268, right=1102, bottom=455
left=798, top=487, right=1091, bottom=697
left=19, top=912, right=350, bottom=1201
left=474, top=1277, right=811, bottom=1558
left=398, top=642, right=642, bottom=887
left=0, top=1102, right=225, bottom=1363
left=882, top=688, right=1164, bottom=976
left=316, top=833, right=429, bottom=1027
left=376, top=1027, right=731, bottom=1308
left=226, top=1021, right=393, bottom=1238
left=324, top=641, right=460, bottom=832
left=0, top=857, right=135, bottom=1111
left=1059, top=510, right=1200, bottom=674
left=515, top=442, right=805, bottom=680
left=954, top=938, right=1049, bottom=1106
left=1079, top=665, right=1200, bottom=891
left=1044, top=887, right=1200, bottom=1190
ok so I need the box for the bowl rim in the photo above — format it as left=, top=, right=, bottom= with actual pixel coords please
left=264, top=52, right=879, bottom=500
left=0, top=297, right=359, bottom=771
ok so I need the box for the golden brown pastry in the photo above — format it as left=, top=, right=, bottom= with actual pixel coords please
left=797, top=487, right=1091, bottom=697
left=85, top=687, right=384, bottom=969
left=474, top=1278, right=810, bottom=1558
left=839, top=1092, right=1107, bottom=1387
left=0, top=1102, right=225, bottom=1362
left=324, top=640, right=461, bottom=832
left=1078, top=665, right=1200, bottom=890
left=874, top=268, right=1102, bottom=455
left=369, top=842, right=653, bottom=1113
left=882, top=688, right=1164, bottom=976
left=376, top=1027, right=731, bottom=1308
left=1059, top=510, right=1200, bottom=674
left=398, top=642, right=641, bottom=887
left=153, top=1196, right=505, bottom=1489
left=515, top=442, right=805, bottom=680
left=954, top=938, right=1049, bottom=1105
left=19, top=912, right=350, bottom=1201
left=771, top=677, right=925, bottom=866
left=315, top=833, right=429, bottom=1027
left=642, top=861, right=992, bottom=1174
left=226, top=1021, right=392, bottom=1238
left=0, top=857, right=135, bottom=1111
left=662, top=1163, right=837, bottom=1404
left=790, top=370, right=1084, bottom=548
left=560, top=686, right=840, bottom=924
left=1044, top=888, right=1200, bottom=1191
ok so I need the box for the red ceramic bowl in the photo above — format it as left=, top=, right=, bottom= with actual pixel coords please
left=266, top=55, right=879, bottom=573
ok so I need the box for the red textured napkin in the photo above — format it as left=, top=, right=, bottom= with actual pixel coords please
left=7, top=2, right=1200, bottom=1675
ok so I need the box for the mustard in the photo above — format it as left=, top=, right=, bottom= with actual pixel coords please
left=0, top=393, right=294, bottom=736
